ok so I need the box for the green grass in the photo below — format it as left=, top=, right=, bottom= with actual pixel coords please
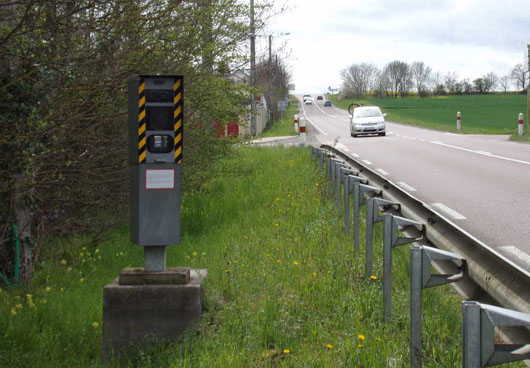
left=0, top=147, right=524, bottom=367
left=331, top=94, right=528, bottom=135
left=257, top=96, right=300, bottom=138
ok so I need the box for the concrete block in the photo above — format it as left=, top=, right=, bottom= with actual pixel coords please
left=102, top=269, right=205, bottom=361
left=118, top=267, right=190, bottom=285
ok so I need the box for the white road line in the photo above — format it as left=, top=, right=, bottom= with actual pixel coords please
left=362, top=160, right=373, bottom=165
left=431, top=203, right=467, bottom=220
left=500, top=246, right=530, bottom=266
left=376, top=168, right=389, bottom=175
left=444, top=132, right=458, bottom=136
left=343, top=148, right=350, bottom=152
left=389, top=131, right=394, bottom=134
left=475, top=150, right=491, bottom=155
left=418, top=139, right=426, bottom=142
left=409, top=137, right=417, bottom=140
left=396, top=182, right=417, bottom=192
left=429, top=141, right=530, bottom=166
left=351, top=153, right=360, bottom=158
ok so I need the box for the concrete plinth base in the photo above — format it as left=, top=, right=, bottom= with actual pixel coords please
left=102, top=268, right=206, bottom=361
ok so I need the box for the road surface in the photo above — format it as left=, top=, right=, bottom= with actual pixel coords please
left=300, top=95, right=530, bottom=271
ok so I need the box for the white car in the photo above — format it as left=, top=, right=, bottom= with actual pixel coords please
left=304, top=98, right=313, bottom=105
left=350, top=106, right=386, bottom=137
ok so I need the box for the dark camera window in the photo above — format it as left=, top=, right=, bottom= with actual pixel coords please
left=146, top=89, right=173, bottom=103
left=146, top=106, right=173, bottom=131
left=147, top=134, right=173, bottom=153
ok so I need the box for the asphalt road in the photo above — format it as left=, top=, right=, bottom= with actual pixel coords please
left=300, top=95, right=530, bottom=271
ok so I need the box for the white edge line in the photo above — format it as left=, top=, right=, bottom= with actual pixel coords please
left=376, top=168, right=389, bottom=176
left=429, top=141, right=530, bottom=166
left=362, top=160, right=372, bottom=165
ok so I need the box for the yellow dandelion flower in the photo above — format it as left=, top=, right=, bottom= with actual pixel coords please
left=192, top=251, right=198, bottom=256
left=60, top=259, right=67, bottom=266
left=358, top=334, right=365, bottom=341
left=225, top=269, right=230, bottom=274
left=80, top=278, right=85, bottom=283
left=376, top=337, right=381, bottom=341
left=67, top=267, right=72, bottom=272
left=276, top=259, right=281, bottom=263
left=293, top=261, right=299, bottom=266
left=274, top=223, right=279, bottom=227
left=325, top=344, right=333, bottom=350
left=312, top=272, right=317, bottom=277
left=92, top=322, right=99, bottom=329
left=80, top=252, right=84, bottom=257
left=357, top=344, right=364, bottom=348
left=95, top=249, right=100, bottom=254
left=10, top=308, right=16, bottom=315
left=370, top=275, right=377, bottom=280
left=315, top=183, right=319, bottom=187
left=45, top=287, right=51, bottom=292
left=283, top=349, right=291, bottom=354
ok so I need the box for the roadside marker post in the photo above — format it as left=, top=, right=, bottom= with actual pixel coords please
left=299, top=117, right=306, bottom=146
left=294, top=114, right=299, bottom=133
left=457, top=111, right=462, bottom=131
left=518, top=113, right=524, bottom=136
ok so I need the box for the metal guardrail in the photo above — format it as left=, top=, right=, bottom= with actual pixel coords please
left=310, top=145, right=530, bottom=367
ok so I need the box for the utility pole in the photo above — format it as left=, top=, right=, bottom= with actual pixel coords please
left=250, top=0, right=256, bottom=136
left=527, top=44, right=529, bottom=134
left=268, top=34, right=272, bottom=126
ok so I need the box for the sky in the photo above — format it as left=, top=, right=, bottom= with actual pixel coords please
left=264, top=0, right=530, bottom=94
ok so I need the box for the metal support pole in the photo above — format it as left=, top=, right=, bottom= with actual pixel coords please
left=410, top=246, right=423, bottom=368
left=353, top=182, right=361, bottom=253
left=344, top=175, right=350, bottom=235
left=365, top=198, right=400, bottom=279
left=383, top=213, right=393, bottom=321
left=144, top=246, right=166, bottom=272
left=336, top=163, right=342, bottom=217
left=462, top=301, right=482, bottom=368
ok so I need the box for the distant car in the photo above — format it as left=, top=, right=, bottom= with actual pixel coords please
left=324, top=101, right=332, bottom=107
left=302, top=94, right=311, bottom=102
left=317, top=95, right=323, bottom=100
left=305, top=98, right=313, bottom=105
left=350, top=106, right=386, bottom=137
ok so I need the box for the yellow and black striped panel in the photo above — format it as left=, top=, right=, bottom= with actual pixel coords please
left=173, top=77, right=183, bottom=163
left=138, top=77, right=146, bottom=163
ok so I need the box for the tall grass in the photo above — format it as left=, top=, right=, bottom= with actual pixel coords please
left=0, top=147, right=524, bottom=367
left=331, top=94, right=527, bottom=135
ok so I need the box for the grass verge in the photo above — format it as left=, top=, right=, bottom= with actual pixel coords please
left=0, top=147, right=524, bottom=367
left=257, top=96, right=300, bottom=138
left=330, top=94, right=527, bottom=136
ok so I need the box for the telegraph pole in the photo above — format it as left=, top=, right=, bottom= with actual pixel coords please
left=268, top=34, right=272, bottom=126
left=250, top=0, right=256, bottom=136
left=527, top=44, right=529, bottom=134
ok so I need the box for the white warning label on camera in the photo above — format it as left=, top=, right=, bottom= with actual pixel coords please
left=145, top=169, right=175, bottom=189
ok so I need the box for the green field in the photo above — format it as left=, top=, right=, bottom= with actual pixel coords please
left=0, top=147, right=524, bottom=367
left=331, top=94, right=528, bottom=136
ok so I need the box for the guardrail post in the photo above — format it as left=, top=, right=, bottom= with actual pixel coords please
left=345, top=175, right=368, bottom=249
left=354, top=184, right=381, bottom=254
left=383, top=213, right=424, bottom=321
left=336, top=163, right=344, bottom=216
left=365, top=198, right=400, bottom=279
left=342, top=168, right=358, bottom=235
left=410, top=245, right=466, bottom=368
left=518, top=113, right=524, bottom=136
left=462, top=302, right=530, bottom=367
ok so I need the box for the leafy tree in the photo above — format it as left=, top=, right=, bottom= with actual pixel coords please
left=510, top=63, right=528, bottom=91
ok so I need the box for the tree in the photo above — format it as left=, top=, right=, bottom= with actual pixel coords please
left=483, top=72, right=498, bottom=93
left=0, top=0, right=274, bottom=280
left=499, top=75, right=510, bottom=93
left=384, top=60, right=410, bottom=98
left=510, top=63, right=528, bottom=91
left=411, top=61, right=432, bottom=97
left=340, top=62, right=378, bottom=98
left=444, top=71, right=458, bottom=94
left=473, top=78, right=486, bottom=93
